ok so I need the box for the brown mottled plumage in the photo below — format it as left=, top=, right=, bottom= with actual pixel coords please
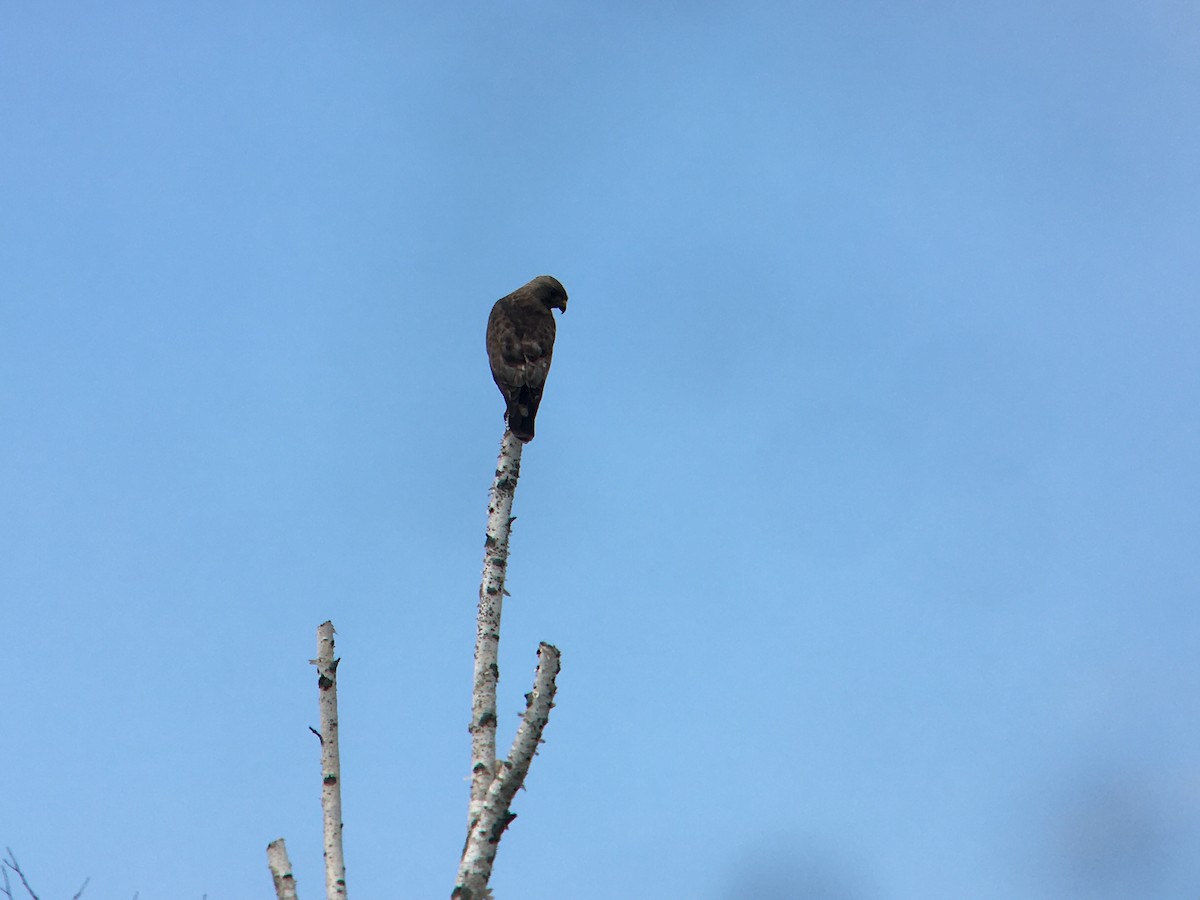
left=485, top=275, right=568, bottom=442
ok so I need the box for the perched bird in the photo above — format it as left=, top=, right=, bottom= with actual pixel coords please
left=485, top=275, right=568, bottom=442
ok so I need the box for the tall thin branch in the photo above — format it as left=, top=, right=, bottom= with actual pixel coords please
left=467, top=430, right=524, bottom=827
left=313, top=621, right=347, bottom=899
left=455, top=430, right=562, bottom=899
left=266, top=839, right=299, bottom=900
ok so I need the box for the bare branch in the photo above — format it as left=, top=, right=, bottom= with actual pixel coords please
left=498, top=641, right=561, bottom=802
left=456, top=643, right=561, bottom=897
left=467, top=429, right=524, bottom=829
left=266, top=839, right=299, bottom=900
left=312, top=621, right=347, bottom=898
left=454, top=431, right=565, bottom=897
left=0, top=848, right=88, bottom=900
left=2, top=849, right=38, bottom=900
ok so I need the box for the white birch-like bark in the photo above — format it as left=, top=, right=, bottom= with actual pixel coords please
left=267, top=838, right=300, bottom=900
left=313, top=620, right=348, bottom=899
left=455, top=642, right=561, bottom=899
left=467, top=430, right=524, bottom=826
left=454, top=428, right=562, bottom=900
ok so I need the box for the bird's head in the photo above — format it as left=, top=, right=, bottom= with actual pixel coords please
left=530, top=275, right=568, bottom=314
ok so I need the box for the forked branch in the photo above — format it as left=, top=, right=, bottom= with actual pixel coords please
left=454, top=431, right=562, bottom=899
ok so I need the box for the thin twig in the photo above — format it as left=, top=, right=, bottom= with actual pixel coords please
left=2, top=849, right=38, bottom=900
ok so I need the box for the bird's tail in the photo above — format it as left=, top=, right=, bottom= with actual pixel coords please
left=506, top=388, right=537, bottom=442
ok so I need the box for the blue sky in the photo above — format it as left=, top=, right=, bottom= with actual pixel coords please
left=2, top=2, right=1198, bottom=897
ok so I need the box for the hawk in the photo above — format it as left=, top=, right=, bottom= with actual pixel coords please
left=486, top=275, right=568, bottom=442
